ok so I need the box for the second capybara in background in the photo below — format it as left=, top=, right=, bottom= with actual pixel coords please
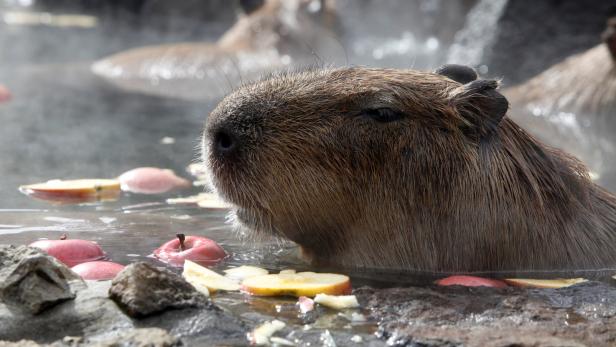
left=505, top=17, right=616, bottom=189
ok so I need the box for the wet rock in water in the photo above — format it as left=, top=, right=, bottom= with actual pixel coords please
left=109, top=262, right=209, bottom=317
left=0, top=277, right=246, bottom=346
left=0, top=245, right=82, bottom=314
left=0, top=280, right=133, bottom=342
left=0, top=328, right=180, bottom=347
left=78, top=327, right=182, bottom=347
left=356, top=282, right=616, bottom=346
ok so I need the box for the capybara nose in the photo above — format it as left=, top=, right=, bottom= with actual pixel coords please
left=213, top=128, right=238, bottom=157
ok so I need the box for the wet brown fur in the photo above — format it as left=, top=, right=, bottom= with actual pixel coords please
left=204, top=67, right=616, bottom=272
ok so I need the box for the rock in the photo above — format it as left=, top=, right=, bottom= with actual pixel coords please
left=108, top=262, right=209, bottom=318
left=80, top=328, right=182, bottom=347
left=0, top=328, right=181, bottom=347
left=0, top=279, right=246, bottom=345
left=0, top=245, right=82, bottom=314
left=356, top=282, right=616, bottom=347
left=0, top=281, right=133, bottom=342
left=0, top=341, right=45, bottom=347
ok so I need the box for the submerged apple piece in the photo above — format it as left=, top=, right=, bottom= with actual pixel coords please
left=435, top=275, right=508, bottom=288
left=182, top=259, right=240, bottom=293
left=118, top=167, right=190, bottom=194
left=241, top=271, right=352, bottom=297
left=223, top=265, right=269, bottom=281
left=313, top=293, right=360, bottom=309
left=166, top=192, right=230, bottom=209
left=0, top=84, right=12, bottom=103
left=29, top=238, right=106, bottom=267
left=19, top=179, right=121, bottom=203
left=71, top=261, right=124, bottom=280
left=297, top=296, right=315, bottom=313
left=153, top=234, right=226, bottom=267
left=504, top=278, right=588, bottom=289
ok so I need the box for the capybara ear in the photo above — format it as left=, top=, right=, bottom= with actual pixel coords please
left=450, top=79, right=509, bottom=137
left=434, top=64, right=478, bottom=84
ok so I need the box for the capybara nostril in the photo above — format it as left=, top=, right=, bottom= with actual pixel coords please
left=214, top=129, right=237, bottom=157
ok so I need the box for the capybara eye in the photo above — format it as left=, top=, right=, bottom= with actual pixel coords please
left=361, top=108, right=405, bottom=123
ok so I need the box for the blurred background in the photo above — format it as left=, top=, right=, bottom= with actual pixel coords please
left=0, top=0, right=614, bottom=208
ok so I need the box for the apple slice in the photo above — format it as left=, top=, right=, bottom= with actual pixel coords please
left=196, top=193, right=231, bottom=209
left=0, top=84, right=12, bottom=103
left=182, top=260, right=240, bottom=293
left=166, top=193, right=210, bottom=205
left=71, top=261, right=124, bottom=280
left=241, top=271, right=352, bottom=297
left=504, top=278, right=588, bottom=289
left=313, top=294, right=360, bottom=309
left=166, top=192, right=230, bottom=209
left=223, top=266, right=269, bottom=281
left=118, top=167, right=190, bottom=194
left=278, top=269, right=296, bottom=275
left=436, top=275, right=508, bottom=288
left=248, top=320, right=286, bottom=346
left=19, top=179, right=121, bottom=203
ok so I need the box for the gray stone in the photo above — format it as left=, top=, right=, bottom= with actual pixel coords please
left=108, top=262, right=209, bottom=318
left=79, top=328, right=182, bottom=347
left=0, top=245, right=82, bottom=314
left=0, top=328, right=181, bottom=347
left=0, top=278, right=246, bottom=345
left=0, top=280, right=133, bottom=342
left=356, top=281, right=616, bottom=347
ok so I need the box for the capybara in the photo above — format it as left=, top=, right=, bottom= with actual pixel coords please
left=204, top=65, right=616, bottom=272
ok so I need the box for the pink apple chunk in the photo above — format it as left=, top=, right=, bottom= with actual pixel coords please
left=0, top=84, right=11, bottom=103
left=118, top=167, right=190, bottom=194
left=71, top=261, right=125, bottom=280
left=153, top=234, right=226, bottom=267
left=29, top=238, right=106, bottom=267
left=435, top=275, right=508, bottom=288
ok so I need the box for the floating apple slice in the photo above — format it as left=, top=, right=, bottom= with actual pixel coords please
left=504, top=278, right=588, bottom=289
left=248, top=320, right=286, bottom=346
left=19, top=179, right=121, bottom=203
left=182, top=260, right=240, bottom=293
left=118, top=167, right=190, bottom=194
left=71, top=261, right=124, bottom=280
left=186, top=162, right=207, bottom=177
left=196, top=194, right=230, bottom=209
left=166, top=192, right=230, bottom=209
left=314, top=294, right=360, bottom=309
left=224, top=265, right=268, bottom=281
left=278, top=269, right=296, bottom=275
left=435, top=275, right=508, bottom=288
left=187, top=277, right=210, bottom=297
left=241, top=271, right=352, bottom=297
left=166, top=193, right=210, bottom=205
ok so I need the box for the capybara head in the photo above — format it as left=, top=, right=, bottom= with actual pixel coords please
left=204, top=66, right=616, bottom=272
